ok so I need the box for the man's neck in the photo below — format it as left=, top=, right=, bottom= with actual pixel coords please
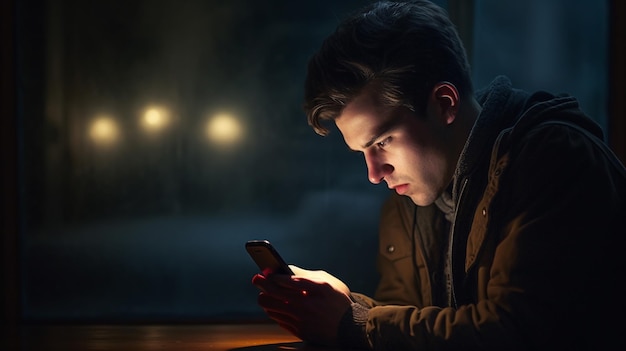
left=454, top=97, right=482, bottom=155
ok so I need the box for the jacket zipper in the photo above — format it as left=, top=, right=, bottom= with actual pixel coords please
left=447, top=177, right=469, bottom=308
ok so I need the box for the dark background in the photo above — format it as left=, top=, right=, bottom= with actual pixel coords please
left=2, top=0, right=619, bottom=324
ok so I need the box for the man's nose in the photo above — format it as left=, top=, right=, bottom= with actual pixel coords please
left=365, top=155, right=392, bottom=184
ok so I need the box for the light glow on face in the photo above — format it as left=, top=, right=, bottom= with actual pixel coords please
left=206, top=113, right=243, bottom=145
left=89, top=116, right=119, bottom=145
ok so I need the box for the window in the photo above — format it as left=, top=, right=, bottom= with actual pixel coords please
left=472, top=0, right=608, bottom=132
left=16, top=0, right=390, bottom=322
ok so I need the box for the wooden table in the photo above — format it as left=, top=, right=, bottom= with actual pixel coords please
left=2, top=322, right=345, bottom=351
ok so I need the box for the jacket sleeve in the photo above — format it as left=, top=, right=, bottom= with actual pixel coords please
left=360, top=123, right=626, bottom=350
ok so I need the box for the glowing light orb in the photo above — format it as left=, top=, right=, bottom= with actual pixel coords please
left=89, top=116, right=119, bottom=145
left=141, top=106, right=169, bottom=132
left=206, top=113, right=243, bottom=144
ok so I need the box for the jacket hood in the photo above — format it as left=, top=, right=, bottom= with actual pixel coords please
left=477, top=75, right=605, bottom=151
left=450, top=75, right=604, bottom=204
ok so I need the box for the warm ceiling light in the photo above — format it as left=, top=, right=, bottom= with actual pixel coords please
left=141, top=106, right=169, bottom=132
left=206, top=113, right=243, bottom=145
left=89, top=116, right=119, bottom=145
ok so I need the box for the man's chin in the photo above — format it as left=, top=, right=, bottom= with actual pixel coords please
left=407, top=192, right=438, bottom=207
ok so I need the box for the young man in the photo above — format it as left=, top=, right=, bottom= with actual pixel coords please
left=252, top=1, right=626, bottom=350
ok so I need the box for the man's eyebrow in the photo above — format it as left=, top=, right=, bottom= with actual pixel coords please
left=361, top=118, right=399, bottom=149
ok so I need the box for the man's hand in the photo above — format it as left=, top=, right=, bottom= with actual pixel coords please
left=287, top=265, right=352, bottom=298
left=251, top=266, right=353, bottom=346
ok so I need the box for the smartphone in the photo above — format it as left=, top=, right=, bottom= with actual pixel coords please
left=245, top=239, right=294, bottom=275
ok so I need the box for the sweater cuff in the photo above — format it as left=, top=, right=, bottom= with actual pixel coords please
left=337, top=302, right=371, bottom=350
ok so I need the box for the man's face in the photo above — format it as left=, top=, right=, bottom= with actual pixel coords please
left=335, top=90, right=455, bottom=206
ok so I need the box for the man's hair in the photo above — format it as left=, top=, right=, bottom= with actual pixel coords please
left=303, top=0, right=472, bottom=136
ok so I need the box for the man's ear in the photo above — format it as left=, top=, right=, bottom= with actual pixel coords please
left=429, top=82, right=459, bottom=125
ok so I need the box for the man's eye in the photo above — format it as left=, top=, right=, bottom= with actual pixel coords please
left=376, top=137, right=391, bottom=149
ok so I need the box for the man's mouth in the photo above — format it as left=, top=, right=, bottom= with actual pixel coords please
left=392, top=184, right=409, bottom=195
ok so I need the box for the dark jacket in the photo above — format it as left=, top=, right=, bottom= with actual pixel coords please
left=342, top=76, right=626, bottom=350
